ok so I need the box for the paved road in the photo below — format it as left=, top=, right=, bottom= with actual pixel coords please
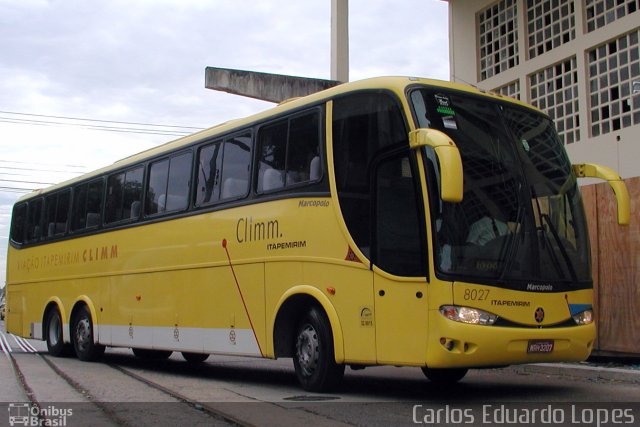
left=2, top=322, right=639, bottom=426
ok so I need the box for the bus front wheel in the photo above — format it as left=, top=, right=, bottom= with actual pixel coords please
left=45, top=308, right=73, bottom=357
left=293, top=307, right=344, bottom=392
left=421, top=367, right=468, bottom=384
left=71, top=306, right=105, bottom=361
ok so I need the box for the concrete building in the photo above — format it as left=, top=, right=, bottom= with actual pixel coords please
left=444, top=0, right=640, bottom=178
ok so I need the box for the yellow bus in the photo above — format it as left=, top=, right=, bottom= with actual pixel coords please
left=5, top=77, right=629, bottom=391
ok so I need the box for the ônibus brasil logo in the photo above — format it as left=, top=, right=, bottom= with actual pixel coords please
left=8, top=403, right=72, bottom=426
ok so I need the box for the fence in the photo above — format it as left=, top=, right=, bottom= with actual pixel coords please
left=581, top=177, right=640, bottom=355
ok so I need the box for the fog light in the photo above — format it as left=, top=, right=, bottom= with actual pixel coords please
left=440, top=305, right=498, bottom=325
left=440, top=338, right=455, bottom=351
left=572, top=309, right=593, bottom=325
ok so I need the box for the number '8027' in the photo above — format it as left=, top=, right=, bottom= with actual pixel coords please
left=463, top=289, right=490, bottom=301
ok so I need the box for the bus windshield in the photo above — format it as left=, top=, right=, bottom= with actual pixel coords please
left=410, top=88, right=591, bottom=290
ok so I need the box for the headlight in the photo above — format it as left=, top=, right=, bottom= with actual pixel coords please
left=572, top=309, right=593, bottom=325
left=440, top=305, right=498, bottom=325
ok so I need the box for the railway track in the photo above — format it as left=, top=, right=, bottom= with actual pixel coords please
left=0, top=327, right=351, bottom=427
left=1, top=328, right=240, bottom=426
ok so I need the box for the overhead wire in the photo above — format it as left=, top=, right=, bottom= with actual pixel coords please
left=0, top=117, right=195, bottom=136
left=0, top=159, right=86, bottom=169
left=0, top=178, right=56, bottom=185
left=0, top=110, right=206, bottom=137
left=0, top=110, right=205, bottom=130
left=0, top=166, right=85, bottom=174
left=0, top=160, right=87, bottom=194
left=0, top=111, right=206, bottom=195
left=0, top=186, right=34, bottom=193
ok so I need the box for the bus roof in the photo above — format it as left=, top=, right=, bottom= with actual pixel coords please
left=16, top=76, right=541, bottom=201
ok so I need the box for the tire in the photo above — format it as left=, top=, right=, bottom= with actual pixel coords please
left=182, top=352, right=209, bottom=363
left=421, top=367, right=468, bottom=384
left=45, top=308, right=73, bottom=357
left=293, top=307, right=345, bottom=392
left=132, top=348, right=173, bottom=359
left=71, top=306, right=105, bottom=361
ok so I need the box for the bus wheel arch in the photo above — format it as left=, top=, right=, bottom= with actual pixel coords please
left=272, top=288, right=344, bottom=361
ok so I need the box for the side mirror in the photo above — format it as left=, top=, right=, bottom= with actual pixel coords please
left=573, top=163, right=630, bottom=225
left=409, top=128, right=463, bottom=202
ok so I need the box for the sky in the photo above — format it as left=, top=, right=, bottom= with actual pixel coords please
left=0, top=0, right=450, bottom=286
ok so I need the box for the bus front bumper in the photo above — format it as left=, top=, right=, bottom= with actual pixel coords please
left=426, top=311, right=596, bottom=369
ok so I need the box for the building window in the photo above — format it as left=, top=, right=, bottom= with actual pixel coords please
left=526, top=0, right=575, bottom=59
left=494, top=80, right=521, bottom=100
left=478, top=0, right=519, bottom=80
left=529, top=57, right=581, bottom=144
left=585, top=0, right=639, bottom=33
left=588, top=29, right=640, bottom=137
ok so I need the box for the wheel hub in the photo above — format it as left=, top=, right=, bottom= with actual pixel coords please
left=48, top=315, right=61, bottom=346
left=75, top=318, right=91, bottom=352
left=296, top=324, right=319, bottom=376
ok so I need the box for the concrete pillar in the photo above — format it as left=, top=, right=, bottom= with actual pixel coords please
left=205, top=67, right=340, bottom=103
left=331, top=0, right=349, bottom=82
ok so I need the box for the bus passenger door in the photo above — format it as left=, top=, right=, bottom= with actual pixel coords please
left=372, top=152, right=429, bottom=365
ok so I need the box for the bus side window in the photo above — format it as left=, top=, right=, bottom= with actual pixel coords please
left=73, top=179, right=104, bottom=231
left=146, top=151, right=192, bottom=215
left=196, top=141, right=223, bottom=206
left=105, top=166, right=143, bottom=224
left=44, top=190, right=70, bottom=238
left=257, top=110, right=321, bottom=193
left=287, top=112, right=320, bottom=185
left=86, top=179, right=104, bottom=227
left=147, top=159, right=170, bottom=215
left=257, top=121, right=287, bottom=193
left=26, top=198, right=43, bottom=242
left=72, top=183, right=88, bottom=230
left=220, top=133, right=252, bottom=200
left=332, top=92, right=408, bottom=258
left=10, top=203, right=27, bottom=244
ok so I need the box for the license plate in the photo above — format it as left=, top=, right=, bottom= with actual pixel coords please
left=527, top=340, right=554, bottom=353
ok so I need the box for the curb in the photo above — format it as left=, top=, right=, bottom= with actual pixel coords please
left=513, top=363, right=640, bottom=384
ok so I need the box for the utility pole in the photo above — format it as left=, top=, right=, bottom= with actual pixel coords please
left=331, top=0, right=349, bottom=83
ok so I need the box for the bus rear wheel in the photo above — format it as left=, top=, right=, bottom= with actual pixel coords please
left=71, top=306, right=105, bottom=361
left=132, top=348, right=173, bottom=359
left=45, top=308, right=73, bottom=357
left=421, top=367, right=468, bottom=384
left=182, top=352, right=209, bottom=363
left=293, top=307, right=344, bottom=392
